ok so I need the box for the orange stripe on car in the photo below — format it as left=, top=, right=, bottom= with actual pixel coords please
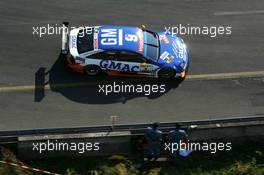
left=106, top=70, right=150, bottom=78
left=67, top=56, right=84, bottom=74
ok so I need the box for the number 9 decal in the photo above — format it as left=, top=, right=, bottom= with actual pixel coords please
left=125, top=34, right=138, bottom=42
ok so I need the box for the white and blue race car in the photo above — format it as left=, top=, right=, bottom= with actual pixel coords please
left=61, top=22, right=189, bottom=79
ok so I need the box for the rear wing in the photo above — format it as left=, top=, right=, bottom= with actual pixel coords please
left=61, top=22, right=69, bottom=54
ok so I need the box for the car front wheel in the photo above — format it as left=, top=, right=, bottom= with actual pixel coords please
left=158, top=68, right=175, bottom=79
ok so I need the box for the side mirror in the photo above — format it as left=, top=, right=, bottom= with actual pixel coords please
left=140, top=24, right=146, bottom=29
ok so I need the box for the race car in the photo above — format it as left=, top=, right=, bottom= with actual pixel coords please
left=61, top=22, right=189, bottom=79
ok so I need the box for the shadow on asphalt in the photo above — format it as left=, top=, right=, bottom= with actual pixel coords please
left=35, top=53, right=183, bottom=104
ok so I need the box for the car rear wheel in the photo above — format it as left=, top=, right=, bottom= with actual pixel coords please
left=158, top=68, right=175, bottom=79
left=85, top=65, right=101, bottom=76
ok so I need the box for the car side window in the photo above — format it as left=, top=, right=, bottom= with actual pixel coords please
left=87, top=51, right=117, bottom=60
left=117, top=51, right=147, bottom=63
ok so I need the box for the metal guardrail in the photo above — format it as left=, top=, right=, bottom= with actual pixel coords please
left=1, top=115, right=264, bottom=143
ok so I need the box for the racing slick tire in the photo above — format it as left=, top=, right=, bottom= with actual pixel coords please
left=158, top=68, right=175, bottom=79
left=84, top=65, right=102, bottom=76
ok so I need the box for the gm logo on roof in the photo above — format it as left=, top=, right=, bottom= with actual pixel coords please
left=100, top=29, right=123, bottom=46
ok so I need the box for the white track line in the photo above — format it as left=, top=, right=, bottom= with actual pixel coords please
left=214, top=10, right=264, bottom=16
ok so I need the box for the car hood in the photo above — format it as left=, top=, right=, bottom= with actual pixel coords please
left=157, top=32, right=188, bottom=71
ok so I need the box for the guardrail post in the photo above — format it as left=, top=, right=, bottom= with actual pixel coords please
left=110, top=116, right=118, bottom=130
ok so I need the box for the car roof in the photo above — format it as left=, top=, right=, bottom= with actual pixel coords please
left=96, top=26, right=144, bottom=55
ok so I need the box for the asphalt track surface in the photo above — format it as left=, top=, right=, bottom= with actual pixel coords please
left=0, top=0, right=264, bottom=131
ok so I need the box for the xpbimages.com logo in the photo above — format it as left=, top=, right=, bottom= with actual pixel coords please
left=32, top=24, right=95, bottom=37
left=32, top=140, right=100, bottom=154
left=164, top=24, right=232, bottom=38
left=98, top=82, right=166, bottom=96
left=164, top=140, right=232, bottom=154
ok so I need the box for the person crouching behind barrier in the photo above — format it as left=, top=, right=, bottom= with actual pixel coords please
left=143, top=122, right=162, bottom=161
left=167, top=123, right=191, bottom=158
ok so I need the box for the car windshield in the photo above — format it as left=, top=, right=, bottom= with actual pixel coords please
left=143, top=31, right=159, bottom=61
left=77, top=29, right=94, bottom=54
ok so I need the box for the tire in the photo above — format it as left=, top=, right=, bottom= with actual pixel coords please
left=84, top=65, right=101, bottom=76
left=158, top=68, right=175, bottom=79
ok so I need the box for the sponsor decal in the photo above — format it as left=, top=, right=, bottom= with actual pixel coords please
left=71, top=36, right=77, bottom=48
left=100, top=28, right=123, bottom=46
left=93, top=30, right=98, bottom=49
left=125, top=34, right=138, bottom=42
left=160, top=34, right=170, bottom=44
left=160, top=51, right=174, bottom=63
left=140, top=63, right=151, bottom=72
left=75, top=56, right=85, bottom=63
left=172, top=40, right=184, bottom=59
left=137, top=30, right=144, bottom=53
left=100, top=60, right=140, bottom=72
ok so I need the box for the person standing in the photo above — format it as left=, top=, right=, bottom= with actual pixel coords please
left=144, top=122, right=162, bottom=161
